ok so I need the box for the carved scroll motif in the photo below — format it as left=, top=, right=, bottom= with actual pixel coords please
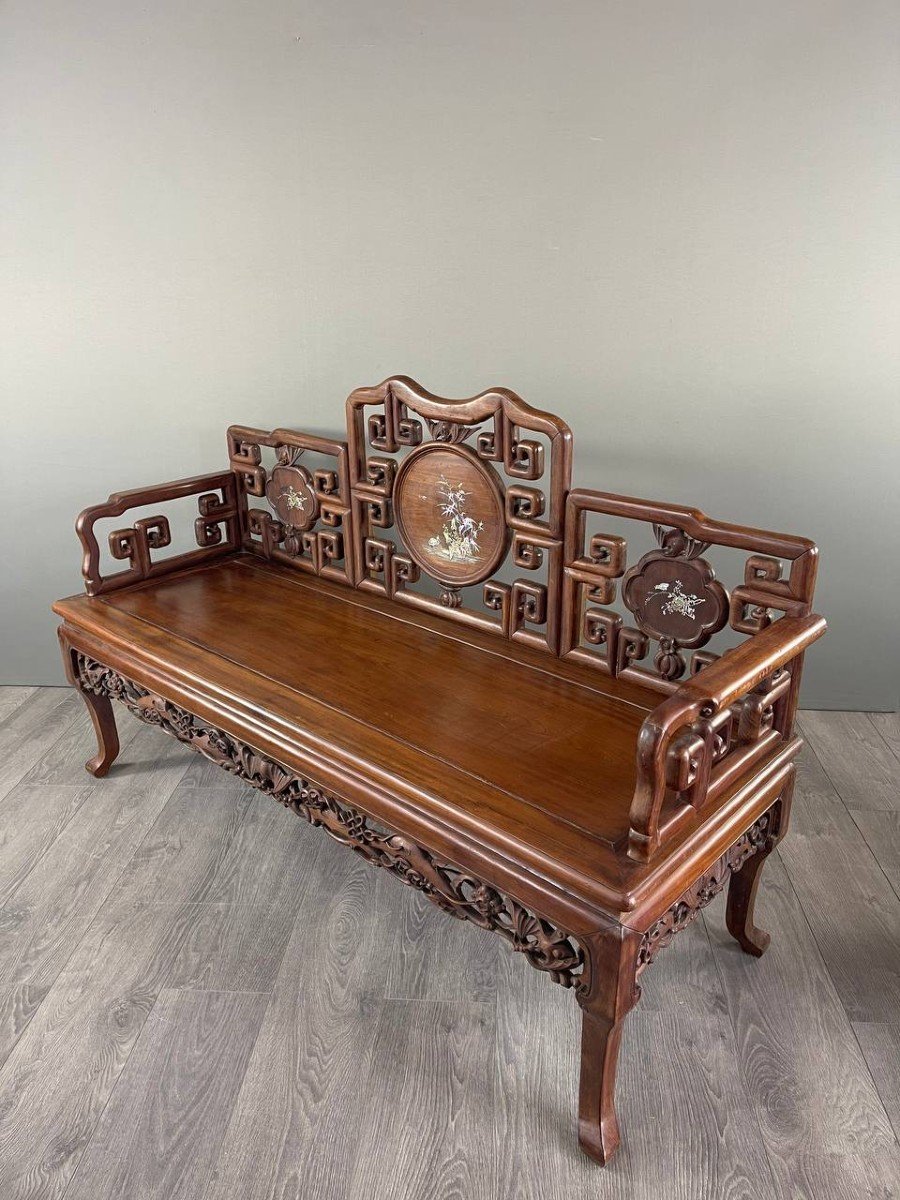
left=73, top=653, right=585, bottom=989
left=635, top=801, right=781, bottom=975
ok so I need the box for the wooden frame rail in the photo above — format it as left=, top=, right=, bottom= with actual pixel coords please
left=628, top=612, right=826, bottom=861
left=77, top=471, right=240, bottom=596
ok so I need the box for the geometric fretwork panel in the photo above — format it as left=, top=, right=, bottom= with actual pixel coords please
left=561, top=489, right=819, bottom=693
left=345, top=375, right=573, bottom=653
left=227, top=424, right=354, bottom=586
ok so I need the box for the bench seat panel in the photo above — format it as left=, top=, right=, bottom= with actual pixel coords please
left=83, top=556, right=653, bottom=851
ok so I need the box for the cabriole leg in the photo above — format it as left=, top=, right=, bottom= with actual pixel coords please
left=726, top=846, right=773, bottom=956
left=725, top=774, right=794, bottom=957
left=575, top=926, right=642, bottom=1165
left=58, top=627, right=120, bottom=777
left=78, top=687, right=120, bottom=778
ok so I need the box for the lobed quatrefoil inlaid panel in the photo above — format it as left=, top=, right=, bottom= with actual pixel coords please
left=346, top=376, right=573, bottom=652
left=264, top=457, right=319, bottom=534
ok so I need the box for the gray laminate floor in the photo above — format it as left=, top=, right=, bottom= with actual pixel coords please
left=0, top=687, right=897, bottom=1199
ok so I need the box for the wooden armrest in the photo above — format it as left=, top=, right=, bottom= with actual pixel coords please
left=628, top=613, right=826, bottom=861
left=77, top=471, right=240, bottom=596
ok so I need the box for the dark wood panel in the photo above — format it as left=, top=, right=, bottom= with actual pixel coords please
left=52, top=376, right=829, bottom=1170
left=101, top=557, right=648, bottom=844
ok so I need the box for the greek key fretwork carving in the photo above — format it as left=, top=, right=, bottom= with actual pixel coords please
left=227, top=424, right=353, bottom=585
left=73, top=653, right=586, bottom=990
left=109, top=515, right=172, bottom=565
left=346, top=377, right=572, bottom=653
left=636, top=802, right=781, bottom=975
left=77, top=474, right=239, bottom=596
left=561, top=489, right=818, bottom=694
left=655, top=664, right=793, bottom=811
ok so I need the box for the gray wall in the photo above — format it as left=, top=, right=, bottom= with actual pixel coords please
left=2, top=1, right=898, bottom=708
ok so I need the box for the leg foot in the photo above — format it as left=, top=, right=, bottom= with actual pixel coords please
left=575, top=927, right=641, bottom=1166
left=578, top=1010, right=625, bottom=1164
left=80, top=688, right=120, bottom=777
left=726, top=848, right=772, bottom=956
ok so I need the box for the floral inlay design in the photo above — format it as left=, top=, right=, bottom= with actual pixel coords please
left=282, top=484, right=310, bottom=514
left=426, top=475, right=485, bottom=564
left=392, top=441, right=508, bottom=589
left=647, top=580, right=707, bottom=621
left=264, top=455, right=319, bottom=537
left=621, top=524, right=730, bottom=679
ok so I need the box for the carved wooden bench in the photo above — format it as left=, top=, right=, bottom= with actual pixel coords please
left=53, top=376, right=825, bottom=1166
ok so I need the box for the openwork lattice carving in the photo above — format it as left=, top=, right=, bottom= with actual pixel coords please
left=346, top=376, right=572, bottom=652
left=636, top=800, right=782, bottom=975
left=228, top=426, right=353, bottom=584
left=73, top=653, right=585, bottom=988
left=77, top=472, right=240, bottom=596
left=562, top=490, right=818, bottom=691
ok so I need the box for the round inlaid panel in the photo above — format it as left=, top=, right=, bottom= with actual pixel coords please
left=393, top=442, right=509, bottom=587
left=265, top=463, right=319, bottom=532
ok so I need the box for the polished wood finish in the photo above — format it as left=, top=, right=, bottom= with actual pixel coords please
left=53, top=376, right=826, bottom=1167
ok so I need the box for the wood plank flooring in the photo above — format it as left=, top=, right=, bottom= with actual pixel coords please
left=0, top=687, right=897, bottom=1199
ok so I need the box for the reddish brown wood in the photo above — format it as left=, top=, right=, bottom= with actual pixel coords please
left=575, top=926, right=642, bottom=1164
left=724, top=776, right=794, bottom=957
left=52, top=375, right=826, bottom=1168
left=726, top=850, right=773, bottom=956
left=58, top=627, right=120, bottom=776
left=393, top=441, right=510, bottom=590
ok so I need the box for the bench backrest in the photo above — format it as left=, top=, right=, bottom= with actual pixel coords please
left=226, top=376, right=817, bottom=697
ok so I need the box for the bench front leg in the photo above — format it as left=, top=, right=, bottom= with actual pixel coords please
left=725, top=775, right=792, bottom=956
left=575, top=926, right=642, bottom=1165
left=58, top=628, right=120, bottom=777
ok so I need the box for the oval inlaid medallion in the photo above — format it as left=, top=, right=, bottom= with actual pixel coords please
left=394, top=442, right=508, bottom=587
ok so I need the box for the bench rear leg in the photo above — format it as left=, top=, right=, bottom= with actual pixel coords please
left=79, top=687, right=120, bottom=778
left=726, top=846, right=772, bottom=956
left=726, top=770, right=795, bottom=958
left=576, top=927, right=641, bottom=1165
